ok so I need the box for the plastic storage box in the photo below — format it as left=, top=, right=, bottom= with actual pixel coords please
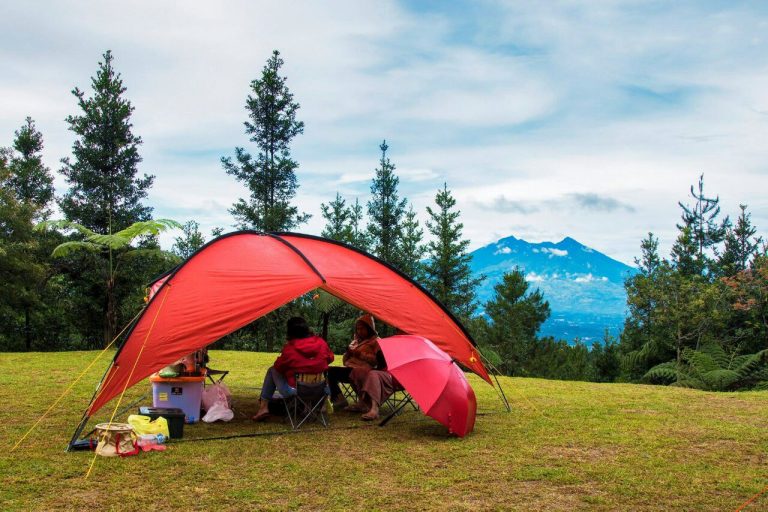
left=138, top=406, right=185, bottom=439
left=149, top=374, right=204, bottom=424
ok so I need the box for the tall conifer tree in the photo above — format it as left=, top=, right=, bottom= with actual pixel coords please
left=7, top=118, right=54, bottom=218
left=348, top=198, right=369, bottom=251
left=172, top=220, right=206, bottom=260
left=677, top=174, right=727, bottom=276
left=423, top=183, right=483, bottom=319
left=58, top=51, right=156, bottom=345
left=60, top=50, right=154, bottom=233
left=483, top=270, right=550, bottom=375
left=321, top=194, right=370, bottom=251
left=1, top=120, right=57, bottom=350
left=719, top=205, right=761, bottom=276
left=367, top=140, right=406, bottom=266
left=397, top=204, right=425, bottom=282
left=321, top=193, right=352, bottom=242
left=222, top=50, right=309, bottom=231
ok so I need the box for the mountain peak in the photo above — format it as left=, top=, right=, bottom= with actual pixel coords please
left=557, top=236, right=582, bottom=247
left=470, top=233, right=636, bottom=342
left=499, top=234, right=519, bottom=244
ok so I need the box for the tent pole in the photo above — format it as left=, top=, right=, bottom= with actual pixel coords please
left=65, top=306, right=149, bottom=452
left=66, top=414, right=91, bottom=452
left=479, top=352, right=511, bottom=412
left=66, top=360, right=114, bottom=452
left=491, top=371, right=511, bottom=412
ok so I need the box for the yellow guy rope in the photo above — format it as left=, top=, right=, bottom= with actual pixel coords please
left=10, top=307, right=145, bottom=452
left=85, top=285, right=171, bottom=479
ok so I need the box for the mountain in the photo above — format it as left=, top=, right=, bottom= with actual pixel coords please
left=469, top=235, right=637, bottom=343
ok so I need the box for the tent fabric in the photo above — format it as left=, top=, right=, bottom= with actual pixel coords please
left=87, top=232, right=490, bottom=417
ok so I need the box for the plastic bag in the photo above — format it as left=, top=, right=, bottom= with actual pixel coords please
left=201, top=382, right=234, bottom=422
left=202, top=401, right=234, bottom=422
left=202, top=382, right=231, bottom=411
left=127, top=414, right=170, bottom=437
left=159, top=364, right=183, bottom=378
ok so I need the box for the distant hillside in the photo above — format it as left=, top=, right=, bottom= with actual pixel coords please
left=469, top=235, right=637, bottom=342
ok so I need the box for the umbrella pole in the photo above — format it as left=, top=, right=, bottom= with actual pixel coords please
left=378, top=396, right=413, bottom=427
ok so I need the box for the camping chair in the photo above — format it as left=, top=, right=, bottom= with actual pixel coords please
left=197, top=349, right=229, bottom=386
left=205, top=368, right=229, bottom=386
left=283, top=372, right=330, bottom=430
left=383, top=387, right=418, bottom=414
left=379, top=380, right=418, bottom=427
left=339, top=381, right=357, bottom=404
left=337, top=350, right=389, bottom=406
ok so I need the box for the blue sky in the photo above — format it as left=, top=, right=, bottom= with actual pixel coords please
left=2, top=0, right=767, bottom=264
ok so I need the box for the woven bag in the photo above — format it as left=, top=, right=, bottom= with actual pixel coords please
left=94, top=423, right=138, bottom=457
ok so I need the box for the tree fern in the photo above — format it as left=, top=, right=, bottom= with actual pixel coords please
left=50, top=240, right=101, bottom=257
left=644, top=361, right=678, bottom=383
left=699, top=369, right=740, bottom=390
left=646, top=345, right=768, bottom=391
left=683, top=347, right=720, bottom=374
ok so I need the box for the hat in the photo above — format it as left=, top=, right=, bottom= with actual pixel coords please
left=355, top=313, right=377, bottom=335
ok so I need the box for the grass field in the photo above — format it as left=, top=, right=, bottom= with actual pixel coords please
left=1, top=350, right=766, bottom=511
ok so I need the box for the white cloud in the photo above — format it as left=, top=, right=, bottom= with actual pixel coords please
left=543, top=248, right=568, bottom=257
left=1, top=1, right=766, bottom=266
left=525, top=272, right=545, bottom=282
left=494, top=246, right=512, bottom=255
left=573, top=273, right=609, bottom=283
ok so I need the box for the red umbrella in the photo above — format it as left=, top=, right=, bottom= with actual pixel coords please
left=379, top=335, right=477, bottom=437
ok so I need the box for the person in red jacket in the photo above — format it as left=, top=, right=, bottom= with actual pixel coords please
left=252, top=316, right=334, bottom=421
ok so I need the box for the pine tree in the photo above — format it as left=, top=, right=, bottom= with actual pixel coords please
left=423, top=183, right=483, bottom=318
left=625, top=233, right=663, bottom=350
left=59, top=50, right=154, bottom=233
left=671, top=225, right=702, bottom=277
left=348, top=198, right=369, bottom=251
left=172, top=220, right=206, bottom=259
left=0, top=148, right=34, bottom=349
left=396, top=204, right=425, bottom=282
left=677, top=174, right=727, bottom=276
left=0, top=122, right=56, bottom=350
left=321, top=193, right=352, bottom=241
left=719, top=205, right=761, bottom=276
left=222, top=50, right=309, bottom=232
left=7, top=118, right=54, bottom=218
left=58, top=51, right=157, bottom=344
left=636, top=232, right=661, bottom=276
left=366, top=140, right=406, bottom=265
left=483, top=269, right=550, bottom=375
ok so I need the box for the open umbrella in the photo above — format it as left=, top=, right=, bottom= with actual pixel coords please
left=379, top=335, right=477, bottom=437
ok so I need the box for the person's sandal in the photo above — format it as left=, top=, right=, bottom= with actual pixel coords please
left=361, top=411, right=379, bottom=421
left=252, top=410, right=270, bottom=422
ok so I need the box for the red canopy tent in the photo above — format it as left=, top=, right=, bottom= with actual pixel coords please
left=76, top=232, right=491, bottom=432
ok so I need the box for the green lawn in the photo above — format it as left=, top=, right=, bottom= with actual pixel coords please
left=1, top=350, right=766, bottom=511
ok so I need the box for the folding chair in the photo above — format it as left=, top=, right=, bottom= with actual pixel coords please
left=205, top=368, right=229, bottom=386
left=339, top=381, right=357, bottom=403
left=283, top=372, right=330, bottom=430
left=383, top=388, right=418, bottom=413
left=379, top=381, right=418, bottom=426
left=196, top=349, right=230, bottom=387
